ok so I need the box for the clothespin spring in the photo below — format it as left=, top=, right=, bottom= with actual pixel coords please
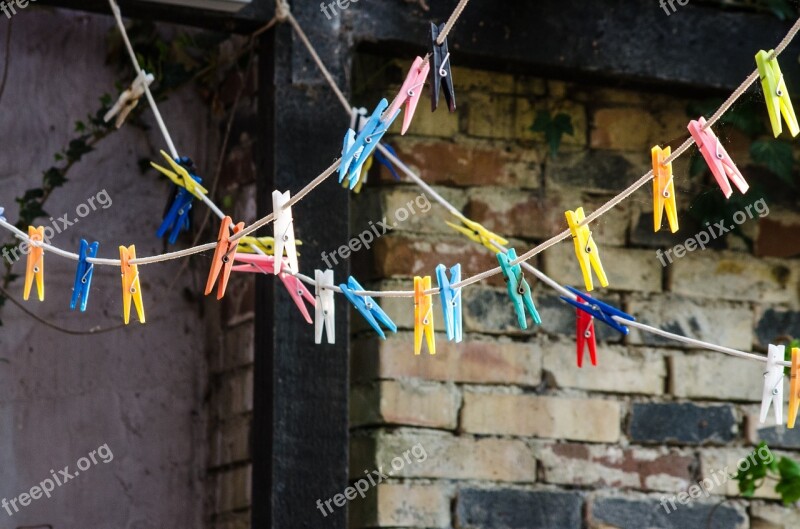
left=439, top=53, right=451, bottom=77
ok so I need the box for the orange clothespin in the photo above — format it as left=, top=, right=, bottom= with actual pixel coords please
left=789, top=348, right=800, bottom=428
left=119, top=245, right=145, bottom=324
left=24, top=226, right=45, bottom=301
left=206, top=216, right=245, bottom=300
left=414, top=276, right=435, bottom=355
left=565, top=207, right=608, bottom=292
left=652, top=146, right=679, bottom=233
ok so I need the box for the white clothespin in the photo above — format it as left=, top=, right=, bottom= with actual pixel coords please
left=273, top=190, right=299, bottom=275
left=315, top=269, right=336, bottom=345
left=104, top=70, right=155, bottom=128
left=760, top=344, right=785, bottom=425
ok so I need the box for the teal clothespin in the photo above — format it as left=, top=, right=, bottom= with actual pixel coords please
left=497, top=248, right=541, bottom=330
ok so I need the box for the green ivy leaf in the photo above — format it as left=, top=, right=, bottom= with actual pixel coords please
left=751, top=139, right=795, bottom=186
left=530, top=110, right=574, bottom=159
left=776, top=457, right=800, bottom=504
left=731, top=442, right=776, bottom=497
left=43, top=168, right=67, bottom=188
left=65, top=137, right=94, bottom=163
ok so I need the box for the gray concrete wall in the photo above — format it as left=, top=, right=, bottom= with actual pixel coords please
left=0, top=9, right=212, bottom=529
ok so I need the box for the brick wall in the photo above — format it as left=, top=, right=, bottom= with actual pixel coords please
left=348, top=54, right=800, bottom=528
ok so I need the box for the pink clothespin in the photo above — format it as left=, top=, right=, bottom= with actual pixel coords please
left=386, top=57, right=431, bottom=135
left=231, top=253, right=316, bottom=324
left=687, top=117, right=749, bottom=199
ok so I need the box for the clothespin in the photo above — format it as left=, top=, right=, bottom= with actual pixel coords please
left=273, top=190, right=299, bottom=275
left=236, top=236, right=303, bottom=257
left=151, top=151, right=209, bottom=201
left=104, top=70, right=155, bottom=128
left=315, top=270, right=336, bottom=344
left=756, top=50, right=799, bottom=138
left=340, top=276, right=397, bottom=339
left=23, top=226, right=45, bottom=302
left=374, top=144, right=402, bottom=181
left=435, top=263, right=463, bottom=343
left=387, top=56, right=431, bottom=134
left=70, top=239, right=99, bottom=312
left=157, top=157, right=203, bottom=245
left=687, top=118, right=749, bottom=199
left=790, top=348, right=800, bottom=429
left=205, top=216, right=245, bottom=300
left=652, top=146, right=679, bottom=233
left=119, top=245, right=145, bottom=325
left=565, top=207, right=608, bottom=292
left=231, top=253, right=316, bottom=323
left=339, top=99, right=400, bottom=189
left=561, top=286, right=634, bottom=335
left=0, top=207, right=5, bottom=221
left=497, top=248, right=541, bottom=330
left=430, top=22, right=456, bottom=112
left=760, top=344, right=785, bottom=425
left=575, top=295, right=597, bottom=367
left=414, top=276, right=436, bottom=355
left=445, top=214, right=509, bottom=254
left=342, top=152, right=374, bottom=193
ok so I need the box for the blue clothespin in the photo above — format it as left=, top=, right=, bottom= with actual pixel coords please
left=70, top=239, right=99, bottom=312
left=340, top=276, right=397, bottom=339
left=339, top=99, right=400, bottom=189
left=157, top=157, right=202, bottom=245
left=435, top=263, right=463, bottom=343
left=374, top=144, right=401, bottom=181
left=497, top=248, right=541, bottom=330
left=0, top=207, right=5, bottom=222
left=560, top=286, right=634, bottom=335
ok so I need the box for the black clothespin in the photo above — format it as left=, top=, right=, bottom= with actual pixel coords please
left=430, top=22, right=456, bottom=113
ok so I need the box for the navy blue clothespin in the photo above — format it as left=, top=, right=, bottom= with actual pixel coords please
left=157, top=157, right=202, bottom=245
left=70, top=239, right=99, bottom=312
left=561, top=286, right=634, bottom=335
left=435, top=263, right=463, bottom=343
left=430, top=22, right=456, bottom=113
left=340, top=276, right=397, bottom=339
left=374, top=144, right=402, bottom=181
left=340, top=99, right=400, bottom=189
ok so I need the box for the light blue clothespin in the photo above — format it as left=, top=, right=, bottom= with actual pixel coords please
left=340, top=276, right=397, bottom=339
left=70, top=239, right=99, bottom=312
left=435, top=263, right=462, bottom=342
left=497, top=248, right=541, bottom=330
left=339, top=99, right=400, bottom=190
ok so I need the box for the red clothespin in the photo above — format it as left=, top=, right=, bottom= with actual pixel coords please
left=575, top=295, right=597, bottom=367
left=205, top=216, right=245, bottom=300
left=687, top=117, right=749, bottom=199
left=386, top=56, right=431, bottom=135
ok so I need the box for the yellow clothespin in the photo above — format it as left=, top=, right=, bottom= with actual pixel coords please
left=652, top=146, right=679, bottom=233
left=341, top=154, right=373, bottom=193
left=790, top=348, right=800, bottom=429
left=150, top=151, right=209, bottom=200
left=120, top=245, right=146, bottom=325
left=756, top=50, right=799, bottom=138
left=23, top=226, right=45, bottom=301
left=414, top=276, right=435, bottom=355
left=236, top=236, right=302, bottom=256
left=446, top=214, right=509, bottom=254
left=565, top=207, right=608, bottom=292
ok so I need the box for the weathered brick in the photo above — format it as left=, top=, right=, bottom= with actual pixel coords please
left=591, top=107, right=661, bottom=151
left=213, top=369, right=253, bottom=419
left=350, top=430, right=536, bottom=482
left=544, top=244, right=663, bottom=293
left=351, top=333, right=543, bottom=387
left=669, top=351, right=763, bottom=402
left=751, top=501, right=800, bottom=529
left=516, top=98, right=587, bottom=148
left=462, top=286, right=545, bottom=335
left=537, top=293, right=624, bottom=344
left=627, top=294, right=753, bottom=351
left=466, top=92, right=517, bottom=139
left=630, top=204, right=726, bottom=251
left=371, top=235, right=497, bottom=279
left=537, top=443, right=694, bottom=492
left=461, top=392, right=621, bottom=442
left=464, top=187, right=569, bottom=241
left=546, top=149, right=649, bottom=193
left=456, top=488, right=583, bottom=529
left=209, top=320, right=254, bottom=374
left=354, top=185, right=467, bottom=236
left=745, top=412, right=800, bottom=449
left=588, top=494, right=748, bottom=529
left=399, top=97, right=459, bottom=138
left=211, top=465, right=251, bottom=514
left=543, top=340, right=666, bottom=395
left=209, top=415, right=251, bottom=469
left=452, top=65, right=515, bottom=94
left=349, top=482, right=452, bottom=528
left=700, top=448, right=779, bottom=499
left=628, top=403, right=737, bottom=446
left=350, top=380, right=460, bottom=430
left=755, top=308, right=800, bottom=348
left=756, top=212, right=800, bottom=258
left=514, top=75, right=547, bottom=97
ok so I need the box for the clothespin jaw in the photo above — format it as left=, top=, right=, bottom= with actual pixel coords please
left=561, top=286, right=633, bottom=335
left=445, top=215, right=509, bottom=254
left=790, top=348, right=800, bottom=429
left=435, top=263, right=463, bottom=343
left=231, top=253, right=315, bottom=323
left=496, top=248, right=542, bottom=330
left=315, top=270, right=336, bottom=345
left=414, top=276, right=436, bottom=355
left=565, top=207, right=608, bottom=292
left=151, top=151, right=209, bottom=201
left=23, top=226, right=45, bottom=302
left=70, top=239, right=99, bottom=312
left=104, top=70, right=155, bottom=128
left=387, top=56, right=431, bottom=135
left=760, top=344, right=785, bottom=425
left=430, top=22, right=456, bottom=113
left=205, top=216, right=245, bottom=300
left=119, top=245, right=145, bottom=325
left=652, top=146, right=679, bottom=234
left=756, top=50, right=799, bottom=138
left=340, top=276, right=397, bottom=340
left=687, top=118, right=749, bottom=199
left=157, top=185, right=196, bottom=245
left=273, top=190, right=299, bottom=275
left=575, top=295, right=597, bottom=368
